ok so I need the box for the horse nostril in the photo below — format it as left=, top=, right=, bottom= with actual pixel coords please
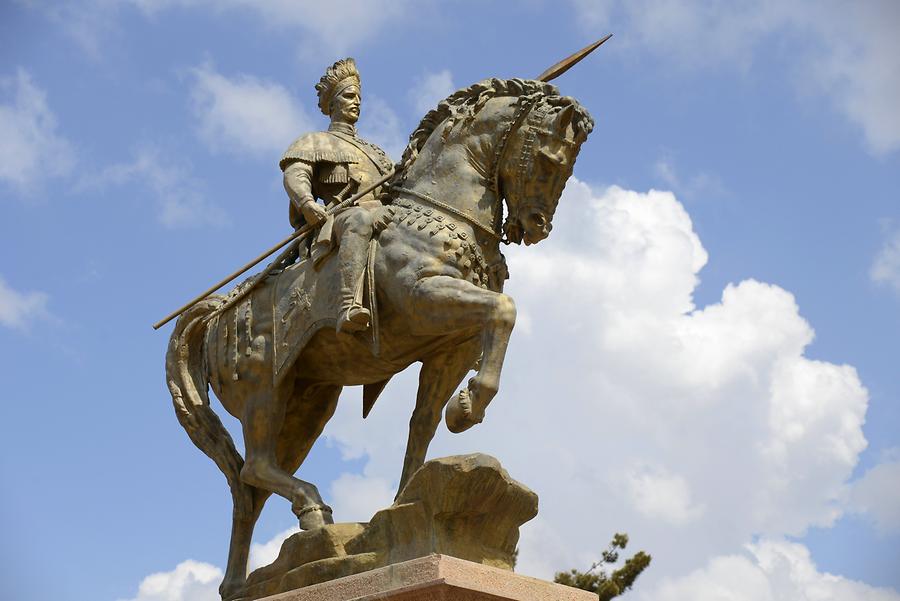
left=532, top=214, right=546, bottom=227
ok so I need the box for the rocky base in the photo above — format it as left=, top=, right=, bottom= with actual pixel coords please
left=238, top=454, right=538, bottom=601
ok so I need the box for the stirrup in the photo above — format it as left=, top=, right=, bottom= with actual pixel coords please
left=336, top=305, right=370, bottom=334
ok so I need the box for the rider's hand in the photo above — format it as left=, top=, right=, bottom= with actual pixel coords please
left=300, top=199, right=327, bottom=227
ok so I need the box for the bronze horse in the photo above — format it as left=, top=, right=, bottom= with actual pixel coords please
left=166, top=78, right=593, bottom=598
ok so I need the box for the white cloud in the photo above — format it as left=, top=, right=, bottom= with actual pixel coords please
left=850, top=452, right=900, bottom=534
left=408, top=69, right=456, bottom=115
left=117, top=559, right=221, bottom=601
left=650, top=539, right=900, bottom=601
left=129, top=0, right=419, bottom=58
left=0, top=276, right=49, bottom=330
left=329, top=472, right=396, bottom=523
left=572, top=0, right=900, bottom=155
left=0, top=68, right=74, bottom=192
left=319, top=178, right=872, bottom=591
left=190, top=64, right=314, bottom=158
left=871, top=226, right=900, bottom=296
left=81, top=147, right=227, bottom=228
left=624, top=463, right=704, bottom=526
left=248, top=526, right=300, bottom=572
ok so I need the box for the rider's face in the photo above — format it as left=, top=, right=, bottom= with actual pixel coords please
left=330, top=85, right=361, bottom=126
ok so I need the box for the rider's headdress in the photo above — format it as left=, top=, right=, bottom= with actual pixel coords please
left=316, top=58, right=361, bottom=116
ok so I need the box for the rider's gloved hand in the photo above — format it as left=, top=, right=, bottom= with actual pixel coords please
left=300, top=198, right=327, bottom=227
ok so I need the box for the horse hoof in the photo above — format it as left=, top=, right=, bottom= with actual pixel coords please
left=445, top=389, right=477, bottom=433
left=296, top=503, right=334, bottom=530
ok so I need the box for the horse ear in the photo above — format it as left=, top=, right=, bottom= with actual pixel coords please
left=555, top=104, right=575, bottom=129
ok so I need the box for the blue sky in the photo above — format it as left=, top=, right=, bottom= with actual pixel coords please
left=2, top=2, right=899, bottom=600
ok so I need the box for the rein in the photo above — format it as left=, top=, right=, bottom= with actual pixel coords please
left=487, top=94, right=542, bottom=244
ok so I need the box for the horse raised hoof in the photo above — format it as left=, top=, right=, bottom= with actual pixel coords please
left=294, top=503, right=334, bottom=530
left=445, top=388, right=482, bottom=433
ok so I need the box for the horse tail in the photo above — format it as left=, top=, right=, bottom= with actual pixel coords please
left=165, top=298, right=253, bottom=516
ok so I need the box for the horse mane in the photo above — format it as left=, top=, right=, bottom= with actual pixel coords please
left=390, top=78, right=594, bottom=186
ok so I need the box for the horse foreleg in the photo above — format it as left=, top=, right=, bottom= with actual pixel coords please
left=409, top=275, right=516, bottom=434
left=239, top=383, right=333, bottom=529
left=398, top=346, right=480, bottom=496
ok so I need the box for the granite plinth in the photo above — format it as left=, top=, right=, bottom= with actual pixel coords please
left=257, top=554, right=595, bottom=601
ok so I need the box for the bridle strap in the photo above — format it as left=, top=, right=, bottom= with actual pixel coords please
left=487, top=94, right=542, bottom=243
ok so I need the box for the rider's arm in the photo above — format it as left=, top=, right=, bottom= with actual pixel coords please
left=283, top=160, right=326, bottom=227
left=283, top=160, right=316, bottom=210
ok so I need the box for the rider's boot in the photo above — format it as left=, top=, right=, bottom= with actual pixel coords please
left=336, top=214, right=372, bottom=334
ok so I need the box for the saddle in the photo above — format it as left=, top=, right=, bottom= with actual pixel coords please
left=272, top=236, right=380, bottom=385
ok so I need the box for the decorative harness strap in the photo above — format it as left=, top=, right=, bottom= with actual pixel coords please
left=486, top=93, right=543, bottom=244
left=392, top=186, right=500, bottom=240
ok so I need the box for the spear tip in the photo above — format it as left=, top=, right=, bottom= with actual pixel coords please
left=537, top=33, right=612, bottom=83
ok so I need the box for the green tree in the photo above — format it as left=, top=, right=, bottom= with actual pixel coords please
left=553, top=533, right=651, bottom=601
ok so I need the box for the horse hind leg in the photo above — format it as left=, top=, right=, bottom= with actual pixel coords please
left=220, top=487, right=269, bottom=600
left=239, top=381, right=339, bottom=529
left=221, top=384, right=341, bottom=598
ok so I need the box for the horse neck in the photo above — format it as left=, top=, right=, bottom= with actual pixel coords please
left=400, top=126, right=499, bottom=230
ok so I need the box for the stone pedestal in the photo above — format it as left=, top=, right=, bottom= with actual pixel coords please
left=257, top=554, right=595, bottom=601
left=241, top=454, right=539, bottom=599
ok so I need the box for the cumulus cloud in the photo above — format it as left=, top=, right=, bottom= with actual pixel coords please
left=0, top=68, right=73, bottom=192
left=849, top=452, right=900, bottom=534
left=871, top=225, right=900, bottom=296
left=248, top=526, right=300, bottom=572
left=117, top=559, right=221, bottom=601
left=650, top=539, right=900, bottom=601
left=408, top=69, right=456, bottom=115
left=318, top=179, right=872, bottom=592
left=623, top=463, right=704, bottom=526
left=329, top=472, right=396, bottom=523
left=190, top=64, right=314, bottom=158
left=572, top=0, right=900, bottom=155
left=0, top=276, right=49, bottom=330
left=81, top=147, right=227, bottom=228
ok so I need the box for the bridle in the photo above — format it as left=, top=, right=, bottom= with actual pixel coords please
left=486, top=93, right=543, bottom=244
left=395, top=91, right=562, bottom=245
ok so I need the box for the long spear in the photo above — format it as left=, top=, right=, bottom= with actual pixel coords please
left=152, top=170, right=394, bottom=330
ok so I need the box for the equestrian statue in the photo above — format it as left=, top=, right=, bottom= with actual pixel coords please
left=161, top=40, right=604, bottom=600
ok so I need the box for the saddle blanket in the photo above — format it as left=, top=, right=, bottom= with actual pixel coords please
left=272, top=239, right=378, bottom=384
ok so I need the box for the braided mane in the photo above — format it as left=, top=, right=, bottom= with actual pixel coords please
left=390, top=78, right=594, bottom=187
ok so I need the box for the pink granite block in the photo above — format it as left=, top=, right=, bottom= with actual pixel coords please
left=258, top=554, right=596, bottom=601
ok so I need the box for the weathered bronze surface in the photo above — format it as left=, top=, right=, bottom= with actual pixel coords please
left=165, top=57, right=594, bottom=600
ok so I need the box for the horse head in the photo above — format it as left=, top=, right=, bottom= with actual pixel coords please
left=497, top=92, right=594, bottom=245
left=392, top=79, right=593, bottom=247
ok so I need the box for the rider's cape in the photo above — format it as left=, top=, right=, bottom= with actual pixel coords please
left=279, top=130, right=393, bottom=181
